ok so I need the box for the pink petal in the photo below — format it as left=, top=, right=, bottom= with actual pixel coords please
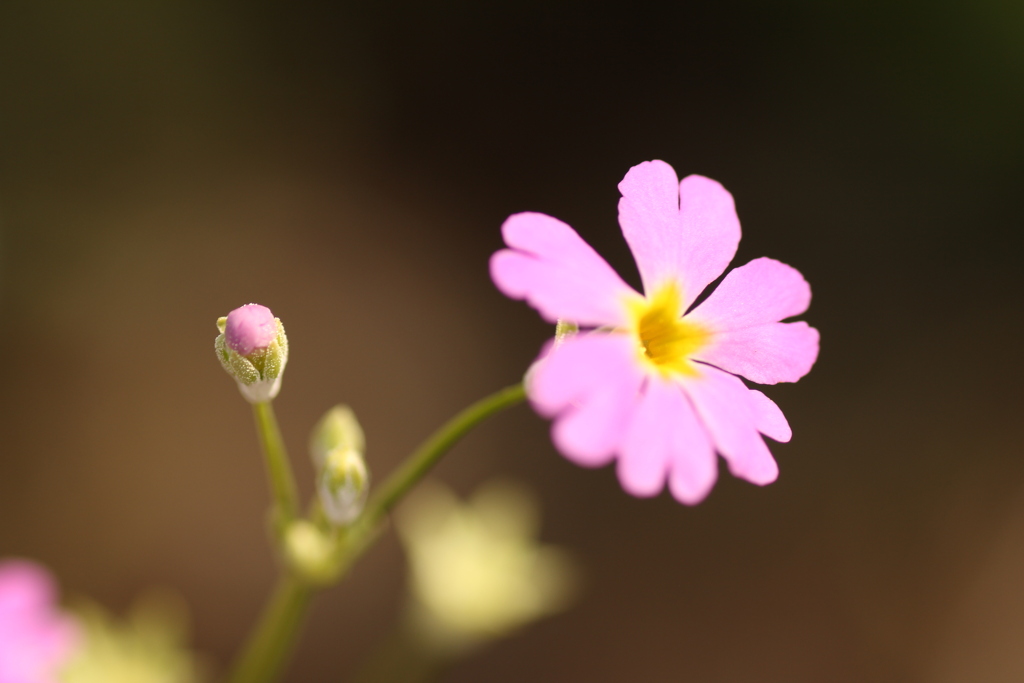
left=747, top=389, right=792, bottom=442
left=687, top=257, right=817, bottom=384
left=552, top=388, right=636, bottom=468
left=683, top=367, right=779, bottom=486
left=618, top=161, right=741, bottom=309
left=528, top=333, right=643, bottom=467
left=695, top=321, right=820, bottom=385
left=225, top=303, right=278, bottom=356
left=667, top=393, right=719, bottom=505
left=491, top=212, right=638, bottom=327
left=0, top=561, right=55, bottom=616
left=617, top=378, right=673, bottom=497
left=618, top=377, right=717, bottom=503
left=0, top=560, right=79, bottom=681
left=687, top=257, right=811, bottom=330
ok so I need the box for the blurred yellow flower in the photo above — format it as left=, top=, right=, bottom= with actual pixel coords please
left=60, top=592, right=204, bottom=683
left=396, top=479, right=578, bottom=654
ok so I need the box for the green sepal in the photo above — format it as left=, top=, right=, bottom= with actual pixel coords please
left=228, top=344, right=260, bottom=385
left=214, top=334, right=231, bottom=374
left=214, top=332, right=259, bottom=385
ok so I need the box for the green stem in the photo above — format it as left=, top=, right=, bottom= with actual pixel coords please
left=360, top=382, right=526, bottom=529
left=227, top=576, right=313, bottom=683
left=227, top=383, right=526, bottom=683
left=253, top=401, right=300, bottom=524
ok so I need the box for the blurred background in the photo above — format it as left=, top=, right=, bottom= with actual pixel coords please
left=1, top=1, right=1022, bottom=681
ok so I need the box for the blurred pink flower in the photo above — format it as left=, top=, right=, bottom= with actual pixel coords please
left=491, top=160, right=819, bottom=503
left=0, top=560, right=78, bottom=683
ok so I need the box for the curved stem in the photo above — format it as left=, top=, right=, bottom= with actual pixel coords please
left=360, top=382, right=526, bottom=529
left=253, top=401, right=300, bottom=525
left=227, top=383, right=526, bottom=683
left=226, top=576, right=313, bottom=683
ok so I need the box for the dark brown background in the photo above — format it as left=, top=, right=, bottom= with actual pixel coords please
left=1, top=1, right=1022, bottom=681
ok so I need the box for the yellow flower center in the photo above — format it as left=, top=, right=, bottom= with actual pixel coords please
left=627, top=282, right=709, bottom=377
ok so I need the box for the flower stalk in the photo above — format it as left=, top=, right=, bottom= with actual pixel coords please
left=359, top=382, right=527, bottom=530
left=252, top=401, right=300, bottom=530
left=226, top=576, right=313, bottom=683
left=227, top=382, right=527, bottom=683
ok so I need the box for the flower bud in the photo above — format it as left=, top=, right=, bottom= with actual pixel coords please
left=214, top=303, right=289, bottom=403
left=309, top=405, right=365, bottom=470
left=283, top=521, right=336, bottom=585
left=317, top=447, right=369, bottom=526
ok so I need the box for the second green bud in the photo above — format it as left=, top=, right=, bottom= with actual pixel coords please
left=310, top=406, right=369, bottom=526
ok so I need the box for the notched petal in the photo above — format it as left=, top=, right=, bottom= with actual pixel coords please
left=491, top=213, right=636, bottom=327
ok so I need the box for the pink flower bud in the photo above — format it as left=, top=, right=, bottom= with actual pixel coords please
left=225, top=304, right=278, bottom=356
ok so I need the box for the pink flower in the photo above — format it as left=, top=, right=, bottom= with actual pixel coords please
left=225, top=304, right=278, bottom=356
left=0, top=560, right=78, bottom=683
left=490, top=160, right=819, bottom=504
